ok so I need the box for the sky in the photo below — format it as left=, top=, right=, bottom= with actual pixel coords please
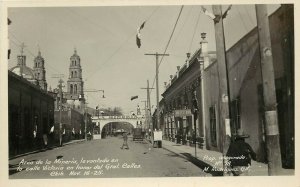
left=7, top=3, right=280, bottom=115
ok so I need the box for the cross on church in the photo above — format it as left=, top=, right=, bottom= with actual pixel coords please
left=20, top=42, right=26, bottom=55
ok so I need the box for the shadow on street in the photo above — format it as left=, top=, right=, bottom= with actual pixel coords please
left=181, top=153, right=223, bottom=176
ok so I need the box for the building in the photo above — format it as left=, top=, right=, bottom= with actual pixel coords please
left=65, top=49, right=85, bottom=111
left=161, top=45, right=215, bottom=148
left=9, top=46, right=54, bottom=157
left=33, top=49, right=47, bottom=90
left=8, top=71, right=54, bottom=157
left=160, top=5, right=294, bottom=169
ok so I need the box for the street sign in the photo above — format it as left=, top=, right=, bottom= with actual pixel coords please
left=174, top=109, right=192, bottom=117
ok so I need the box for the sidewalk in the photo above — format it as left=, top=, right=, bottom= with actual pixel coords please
left=161, top=140, right=294, bottom=176
left=9, top=139, right=85, bottom=160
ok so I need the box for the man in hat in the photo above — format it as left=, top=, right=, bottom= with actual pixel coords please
left=121, top=132, right=129, bottom=149
left=226, top=129, right=256, bottom=176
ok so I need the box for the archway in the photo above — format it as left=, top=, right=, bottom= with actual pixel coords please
left=101, top=122, right=135, bottom=138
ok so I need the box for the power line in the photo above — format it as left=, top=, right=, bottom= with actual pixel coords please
left=9, top=36, right=64, bottom=75
left=149, top=5, right=184, bottom=95
left=172, top=6, right=193, bottom=45
left=188, top=8, right=201, bottom=52
left=244, top=5, right=255, bottom=26
left=86, top=7, right=160, bottom=80
left=66, top=7, right=116, bottom=37
left=236, top=6, right=249, bottom=32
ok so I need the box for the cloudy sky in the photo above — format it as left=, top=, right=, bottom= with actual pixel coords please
left=7, top=3, right=280, bottom=114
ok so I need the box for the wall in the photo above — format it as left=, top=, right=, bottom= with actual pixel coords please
left=8, top=71, right=54, bottom=157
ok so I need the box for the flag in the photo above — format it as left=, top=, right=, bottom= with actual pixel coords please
left=131, top=95, right=138, bottom=101
left=136, top=21, right=146, bottom=48
left=222, top=5, right=232, bottom=19
left=8, top=49, right=11, bottom=59
left=201, top=6, right=216, bottom=20
left=50, top=126, right=54, bottom=133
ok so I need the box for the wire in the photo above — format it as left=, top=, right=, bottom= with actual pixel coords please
left=66, top=7, right=116, bottom=37
left=172, top=6, right=193, bottom=46
left=86, top=7, right=160, bottom=80
left=188, top=8, right=201, bottom=53
left=244, top=6, right=255, bottom=26
left=9, top=36, right=64, bottom=75
left=149, top=5, right=184, bottom=95
left=236, top=6, right=249, bottom=32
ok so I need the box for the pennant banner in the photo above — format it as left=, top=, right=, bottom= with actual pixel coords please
left=136, top=21, right=146, bottom=48
left=131, top=95, right=138, bottom=101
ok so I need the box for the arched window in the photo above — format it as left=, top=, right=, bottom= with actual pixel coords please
left=75, top=71, right=77, bottom=77
left=75, top=61, right=76, bottom=66
left=71, top=71, right=73, bottom=78
left=74, top=84, right=77, bottom=94
left=70, top=84, right=73, bottom=94
left=35, top=62, right=37, bottom=67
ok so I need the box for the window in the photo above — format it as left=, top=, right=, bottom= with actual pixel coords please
left=74, top=84, right=77, bottom=94
left=230, top=97, right=241, bottom=133
left=70, top=84, right=73, bottom=94
left=75, top=71, right=77, bottom=77
left=209, top=105, right=217, bottom=146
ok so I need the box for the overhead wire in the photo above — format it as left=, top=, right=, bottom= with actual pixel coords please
left=9, top=34, right=64, bottom=76
left=188, top=7, right=201, bottom=53
left=149, top=5, right=184, bottom=95
left=86, top=6, right=160, bottom=80
left=236, top=6, right=249, bottom=32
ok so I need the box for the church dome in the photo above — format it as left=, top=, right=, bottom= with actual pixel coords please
left=10, top=65, right=35, bottom=80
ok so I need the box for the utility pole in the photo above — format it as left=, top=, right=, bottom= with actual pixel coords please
left=52, top=74, right=64, bottom=146
left=141, top=100, right=147, bottom=130
left=255, top=4, right=282, bottom=175
left=212, top=5, right=232, bottom=175
left=141, top=80, right=154, bottom=132
left=145, top=53, right=169, bottom=130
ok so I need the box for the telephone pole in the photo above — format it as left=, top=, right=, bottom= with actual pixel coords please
left=145, top=53, right=169, bottom=130
left=212, top=5, right=232, bottom=175
left=58, top=79, right=63, bottom=146
left=255, top=4, right=282, bottom=175
left=141, top=80, right=154, bottom=132
left=141, top=100, right=147, bottom=130
left=52, top=74, right=64, bottom=146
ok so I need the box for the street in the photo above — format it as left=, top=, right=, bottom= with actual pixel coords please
left=9, top=136, right=209, bottom=178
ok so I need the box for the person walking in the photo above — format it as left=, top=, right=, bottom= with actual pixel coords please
left=226, top=129, right=256, bottom=176
left=121, top=132, right=129, bottom=149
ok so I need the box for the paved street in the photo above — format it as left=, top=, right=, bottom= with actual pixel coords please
left=9, top=136, right=209, bottom=178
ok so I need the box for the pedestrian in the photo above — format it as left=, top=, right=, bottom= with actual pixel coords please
left=60, top=128, right=65, bottom=147
left=121, top=132, right=129, bottom=149
left=226, top=129, right=256, bottom=176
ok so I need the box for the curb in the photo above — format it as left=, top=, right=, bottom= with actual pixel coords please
left=9, top=139, right=85, bottom=160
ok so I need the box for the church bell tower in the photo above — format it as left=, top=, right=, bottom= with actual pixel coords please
left=66, top=48, right=85, bottom=110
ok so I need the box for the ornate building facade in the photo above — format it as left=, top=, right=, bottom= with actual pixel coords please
left=33, top=49, right=47, bottom=90
left=159, top=5, right=294, bottom=169
left=65, top=49, right=85, bottom=111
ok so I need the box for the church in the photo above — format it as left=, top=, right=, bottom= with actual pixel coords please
left=8, top=45, right=54, bottom=157
left=8, top=45, right=88, bottom=157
